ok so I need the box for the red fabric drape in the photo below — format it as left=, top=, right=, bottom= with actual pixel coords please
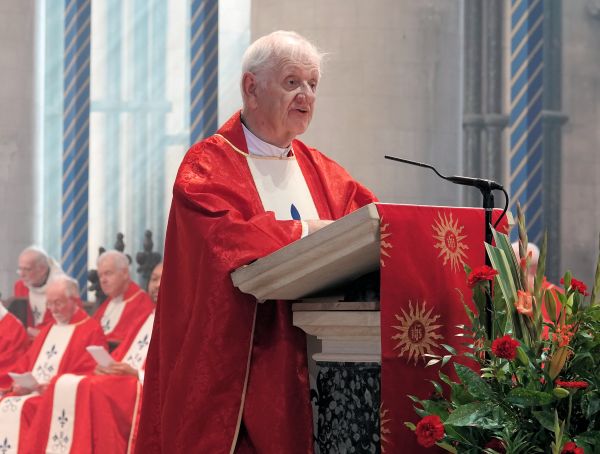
left=377, top=204, right=507, bottom=453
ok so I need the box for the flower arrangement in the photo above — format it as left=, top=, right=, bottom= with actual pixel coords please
left=406, top=207, right=600, bottom=453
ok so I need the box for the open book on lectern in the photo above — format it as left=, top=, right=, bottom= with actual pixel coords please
left=230, top=202, right=381, bottom=301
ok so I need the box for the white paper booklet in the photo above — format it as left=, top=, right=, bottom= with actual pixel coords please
left=86, top=345, right=115, bottom=367
left=8, top=372, right=39, bottom=390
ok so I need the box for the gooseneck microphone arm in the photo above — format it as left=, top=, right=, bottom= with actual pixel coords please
left=383, top=155, right=509, bottom=230
left=385, top=155, right=511, bottom=339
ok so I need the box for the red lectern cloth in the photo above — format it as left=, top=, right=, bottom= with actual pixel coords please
left=376, top=203, right=507, bottom=453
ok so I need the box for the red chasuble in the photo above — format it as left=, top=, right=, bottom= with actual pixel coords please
left=93, top=281, right=154, bottom=345
left=0, top=312, right=28, bottom=371
left=0, top=309, right=107, bottom=452
left=135, top=112, right=377, bottom=453
left=24, top=312, right=156, bottom=454
left=0, top=308, right=107, bottom=389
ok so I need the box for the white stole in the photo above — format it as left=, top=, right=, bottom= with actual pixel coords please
left=0, top=394, right=38, bottom=454
left=100, top=296, right=125, bottom=334
left=122, top=312, right=155, bottom=371
left=246, top=156, right=319, bottom=222
left=45, top=374, right=85, bottom=454
left=31, top=324, right=76, bottom=384
left=28, top=290, right=48, bottom=326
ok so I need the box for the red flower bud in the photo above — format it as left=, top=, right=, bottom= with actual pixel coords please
left=561, top=441, right=584, bottom=454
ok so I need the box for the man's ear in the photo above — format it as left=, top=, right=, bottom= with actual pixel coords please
left=242, top=72, right=259, bottom=109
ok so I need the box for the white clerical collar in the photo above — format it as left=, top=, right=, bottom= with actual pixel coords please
left=111, top=295, right=124, bottom=304
left=242, top=123, right=292, bottom=158
left=0, top=304, right=7, bottom=320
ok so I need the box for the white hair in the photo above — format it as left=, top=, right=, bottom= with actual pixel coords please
left=20, top=246, right=50, bottom=269
left=511, top=241, right=540, bottom=265
left=49, top=274, right=80, bottom=299
left=241, top=30, right=325, bottom=86
left=97, top=250, right=130, bottom=272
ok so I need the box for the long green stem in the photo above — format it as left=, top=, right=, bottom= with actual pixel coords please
left=566, top=393, right=573, bottom=435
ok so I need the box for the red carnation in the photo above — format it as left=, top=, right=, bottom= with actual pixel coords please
left=561, top=441, right=584, bottom=454
left=560, top=277, right=589, bottom=296
left=484, top=438, right=506, bottom=453
left=491, top=335, right=520, bottom=360
left=467, top=265, right=498, bottom=288
left=415, top=414, right=445, bottom=448
left=555, top=380, right=588, bottom=389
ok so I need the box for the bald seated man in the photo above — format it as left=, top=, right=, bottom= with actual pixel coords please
left=13, top=246, right=64, bottom=332
left=93, top=250, right=154, bottom=347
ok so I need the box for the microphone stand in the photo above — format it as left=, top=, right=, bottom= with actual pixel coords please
left=384, top=155, right=509, bottom=339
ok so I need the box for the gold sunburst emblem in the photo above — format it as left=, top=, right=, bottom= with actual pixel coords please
left=432, top=211, right=468, bottom=272
left=380, top=218, right=392, bottom=267
left=380, top=403, right=391, bottom=452
left=392, top=300, right=443, bottom=365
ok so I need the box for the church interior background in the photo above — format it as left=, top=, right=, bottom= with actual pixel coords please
left=1, top=0, right=600, bottom=305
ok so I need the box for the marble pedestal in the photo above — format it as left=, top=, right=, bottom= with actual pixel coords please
left=293, top=300, right=381, bottom=454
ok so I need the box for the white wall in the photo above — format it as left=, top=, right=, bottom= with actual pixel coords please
left=0, top=0, right=36, bottom=298
left=561, top=1, right=600, bottom=283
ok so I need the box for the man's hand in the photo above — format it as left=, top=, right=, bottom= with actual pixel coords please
left=95, top=362, right=138, bottom=377
left=306, top=220, right=334, bottom=234
left=27, top=327, right=40, bottom=339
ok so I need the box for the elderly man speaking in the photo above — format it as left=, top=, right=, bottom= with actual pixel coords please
left=136, top=31, right=377, bottom=453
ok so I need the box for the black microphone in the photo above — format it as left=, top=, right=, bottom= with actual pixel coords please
left=384, top=155, right=504, bottom=191
left=445, top=175, right=504, bottom=191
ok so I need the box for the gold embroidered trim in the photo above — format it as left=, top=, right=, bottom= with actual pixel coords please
left=229, top=303, right=258, bottom=454
left=126, top=381, right=143, bottom=454
left=214, top=133, right=295, bottom=160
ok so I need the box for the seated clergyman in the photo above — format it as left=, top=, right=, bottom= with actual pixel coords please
left=93, top=250, right=154, bottom=347
left=0, top=275, right=107, bottom=453
left=13, top=246, right=65, bottom=335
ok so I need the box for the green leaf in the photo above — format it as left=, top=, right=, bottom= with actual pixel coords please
left=590, top=232, right=600, bottom=306
left=441, top=344, right=457, bottom=355
left=585, top=396, right=600, bottom=419
left=454, top=363, right=493, bottom=400
left=485, top=244, right=518, bottom=306
left=444, top=402, right=493, bottom=427
left=492, top=228, right=522, bottom=290
left=428, top=380, right=443, bottom=395
left=505, top=388, right=553, bottom=407
left=436, top=442, right=458, bottom=453
left=575, top=431, right=600, bottom=448
left=404, top=421, right=416, bottom=431
left=533, top=410, right=556, bottom=431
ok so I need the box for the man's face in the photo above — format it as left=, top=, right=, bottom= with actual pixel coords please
left=148, top=263, right=163, bottom=303
left=252, top=58, right=320, bottom=147
left=46, top=283, right=77, bottom=324
left=98, top=258, right=130, bottom=298
left=17, top=252, right=49, bottom=287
